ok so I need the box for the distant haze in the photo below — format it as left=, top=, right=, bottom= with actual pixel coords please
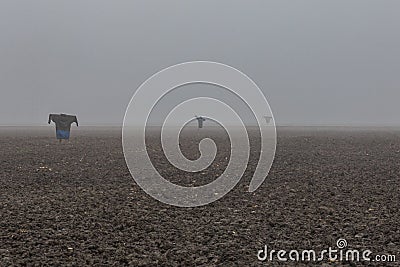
left=0, top=1, right=399, bottom=126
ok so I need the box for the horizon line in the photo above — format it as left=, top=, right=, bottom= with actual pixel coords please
left=1, top=123, right=400, bottom=128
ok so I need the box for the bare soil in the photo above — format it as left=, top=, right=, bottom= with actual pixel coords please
left=0, top=127, right=399, bottom=266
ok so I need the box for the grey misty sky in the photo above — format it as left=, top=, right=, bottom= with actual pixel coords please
left=0, top=0, right=399, bottom=126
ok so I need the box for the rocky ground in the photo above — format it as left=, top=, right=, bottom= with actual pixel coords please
left=0, top=126, right=399, bottom=266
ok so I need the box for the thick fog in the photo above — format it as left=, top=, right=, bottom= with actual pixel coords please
left=0, top=1, right=399, bottom=126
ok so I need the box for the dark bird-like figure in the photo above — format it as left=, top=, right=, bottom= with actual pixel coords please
left=48, top=114, right=78, bottom=143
